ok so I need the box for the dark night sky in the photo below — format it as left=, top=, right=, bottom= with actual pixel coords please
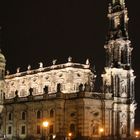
left=0, top=0, right=140, bottom=128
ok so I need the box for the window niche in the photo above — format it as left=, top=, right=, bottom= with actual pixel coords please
left=37, top=125, right=41, bottom=134
left=57, top=83, right=61, bottom=93
left=15, top=90, right=18, bottom=98
left=84, top=83, right=91, bottom=92
left=50, top=109, right=54, bottom=118
left=37, top=111, right=41, bottom=119
left=21, top=112, right=26, bottom=120
left=21, top=125, right=26, bottom=135
left=29, top=88, right=33, bottom=96
left=43, top=86, right=48, bottom=94
left=8, top=126, right=12, bottom=135
left=70, top=124, right=76, bottom=133
left=8, top=112, right=12, bottom=121
left=79, top=84, right=84, bottom=92
left=92, top=123, right=99, bottom=135
left=49, top=125, right=54, bottom=134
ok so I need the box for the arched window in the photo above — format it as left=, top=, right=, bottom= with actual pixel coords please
left=84, top=83, right=91, bottom=92
left=15, top=90, right=18, bottom=97
left=8, top=126, right=12, bottom=134
left=37, top=111, right=41, bottom=119
left=49, top=125, right=54, bottom=133
left=57, top=83, right=61, bottom=92
left=121, top=49, right=125, bottom=64
left=50, top=109, right=54, bottom=118
left=43, top=86, right=48, bottom=94
left=8, top=112, right=12, bottom=121
left=21, top=112, right=26, bottom=120
left=70, top=124, right=76, bottom=133
left=37, top=125, right=41, bottom=134
left=92, top=123, right=99, bottom=135
left=21, top=125, right=26, bottom=135
left=79, top=84, right=83, bottom=92
left=29, top=88, right=33, bottom=95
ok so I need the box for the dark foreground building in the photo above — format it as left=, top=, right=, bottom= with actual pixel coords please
left=0, top=0, right=137, bottom=139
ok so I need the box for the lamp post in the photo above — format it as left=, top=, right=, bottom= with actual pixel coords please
left=68, top=132, right=72, bottom=140
left=135, top=131, right=139, bottom=138
left=99, top=128, right=104, bottom=140
left=52, top=134, right=56, bottom=139
left=42, top=121, right=49, bottom=140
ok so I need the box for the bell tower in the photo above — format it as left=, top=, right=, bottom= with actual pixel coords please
left=102, top=0, right=136, bottom=138
left=106, top=0, right=130, bottom=68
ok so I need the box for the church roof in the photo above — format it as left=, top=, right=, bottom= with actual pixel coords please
left=5, top=60, right=91, bottom=79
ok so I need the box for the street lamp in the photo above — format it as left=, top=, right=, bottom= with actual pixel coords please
left=99, top=128, right=104, bottom=133
left=42, top=121, right=49, bottom=140
left=68, top=132, right=72, bottom=140
left=135, top=131, right=139, bottom=138
left=99, top=128, right=104, bottom=139
left=52, top=134, right=56, bottom=139
left=43, top=121, right=49, bottom=128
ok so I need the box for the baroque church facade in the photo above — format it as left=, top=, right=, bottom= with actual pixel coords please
left=0, top=0, right=137, bottom=139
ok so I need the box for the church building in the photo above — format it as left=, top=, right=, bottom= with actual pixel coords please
left=0, top=0, right=137, bottom=139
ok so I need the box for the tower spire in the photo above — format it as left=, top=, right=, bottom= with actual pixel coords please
left=107, top=0, right=128, bottom=42
left=102, top=0, right=135, bottom=98
left=105, top=0, right=131, bottom=69
left=102, top=1, right=136, bottom=137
